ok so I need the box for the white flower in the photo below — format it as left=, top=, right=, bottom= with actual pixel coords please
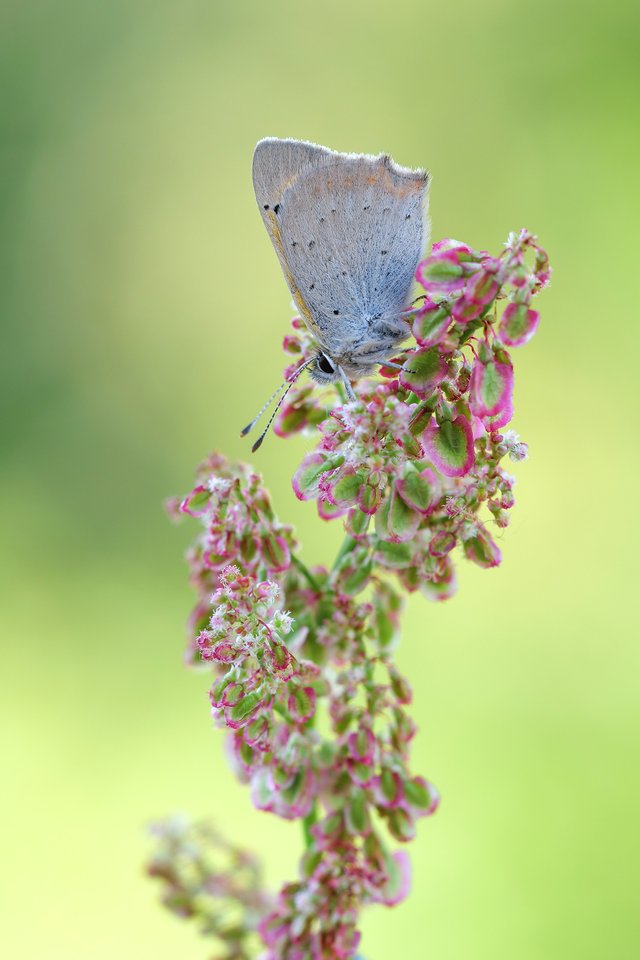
left=206, top=476, right=232, bottom=495
left=208, top=603, right=228, bottom=632
left=274, top=610, right=294, bottom=635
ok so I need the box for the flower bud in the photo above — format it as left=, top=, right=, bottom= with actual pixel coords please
left=389, top=666, right=413, bottom=704
left=411, top=300, right=451, bottom=347
left=386, top=806, right=416, bottom=843
left=374, top=768, right=405, bottom=808
left=287, top=685, right=316, bottom=724
left=375, top=486, right=421, bottom=543
left=451, top=295, right=484, bottom=323
left=344, top=790, right=371, bottom=837
left=395, top=464, right=441, bottom=515
left=224, top=688, right=265, bottom=730
left=402, top=776, right=439, bottom=816
left=498, top=302, right=540, bottom=347
left=398, top=346, right=447, bottom=399
left=428, top=530, right=456, bottom=557
left=261, top=533, right=291, bottom=573
left=348, top=727, right=376, bottom=765
left=329, top=469, right=366, bottom=508
left=421, top=414, right=475, bottom=478
left=462, top=527, right=502, bottom=568
left=180, top=485, right=211, bottom=517
left=469, top=356, right=514, bottom=419
left=344, top=507, right=370, bottom=540
left=377, top=850, right=411, bottom=906
left=465, top=265, right=500, bottom=306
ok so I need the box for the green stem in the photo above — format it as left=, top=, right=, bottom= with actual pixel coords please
left=302, top=801, right=318, bottom=849
left=291, top=554, right=321, bottom=591
left=274, top=701, right=294, bottom=725
left=299, top=538, right=357, bottom=851
left=332, top=534, right=358, bottom=572
left=300, top=710, right=318, bottom=848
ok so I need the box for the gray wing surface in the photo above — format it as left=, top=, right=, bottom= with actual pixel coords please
left=253, top=138, right=330, bottom=248
left=252, top=139, right=430, bottom=352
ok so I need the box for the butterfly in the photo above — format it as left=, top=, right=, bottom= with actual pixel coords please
left=244, top=138, right=431, bottom=448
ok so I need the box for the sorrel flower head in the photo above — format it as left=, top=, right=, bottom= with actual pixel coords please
left=148, top=817, right=272, bottom=960
left=171, top=454, right=297, bottom=662
left=180, top=454, right=296, bottom=576
left=202, top=567, right=316, bottom=733
left=281, top=229, right=549, bottom=602
left=151, top=228, right=550, bottom=960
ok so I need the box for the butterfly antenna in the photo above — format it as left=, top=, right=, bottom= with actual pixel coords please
left=250, top=358, right=315, bottom=452
left=249, top=381, right=295, bottom=452
left=240, top=382, right=287, bottom=438
left=242, top=357, right=315, bottom=451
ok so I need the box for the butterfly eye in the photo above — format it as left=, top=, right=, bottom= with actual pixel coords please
left=317, top=354, right=335, bottom=375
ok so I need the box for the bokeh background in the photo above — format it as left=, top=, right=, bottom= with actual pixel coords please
left=2, top=1, right=639, bottom=957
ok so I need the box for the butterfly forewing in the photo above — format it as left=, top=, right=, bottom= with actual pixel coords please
left=252, top=139, right=332, bottom=335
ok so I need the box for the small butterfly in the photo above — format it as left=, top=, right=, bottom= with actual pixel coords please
left=244, top=137, right=431, bottom=449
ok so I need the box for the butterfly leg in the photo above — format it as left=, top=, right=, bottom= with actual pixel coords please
left=338, top=366, right=357, bottom=401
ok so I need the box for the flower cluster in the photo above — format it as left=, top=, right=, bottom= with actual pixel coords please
left=279, top=570, right=437, bottom=958
left=202, top=567, right=318, bottom=740
left=150, top=229, right=550, bottom=960
left=284, top=230, right=550, bottom=600
left=260, top=831, right=411, bottom=960
left=147, top=817, right=272, bottom=960
left=170, top=454, right=297, bottom=662
left=189, top=562, right=438, bottom=958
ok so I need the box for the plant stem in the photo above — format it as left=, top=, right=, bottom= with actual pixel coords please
left=291, top=554, right=321, bottom=591
left=274, top=701, right=294, bottom=725
left=300, top=710, right=318, bottom=848
left=302, top=802, right=318, bottom=849
left=299, top=536, right=358, bottom=850
left=332, top=534, right=358, bottom=572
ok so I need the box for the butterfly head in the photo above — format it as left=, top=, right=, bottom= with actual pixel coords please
left=310, top=351, right=342, bottom=385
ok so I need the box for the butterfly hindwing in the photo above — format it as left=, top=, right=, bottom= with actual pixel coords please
left=278, top=154, right=429, bottom=351
left=252, top=139, right=430, bottom=355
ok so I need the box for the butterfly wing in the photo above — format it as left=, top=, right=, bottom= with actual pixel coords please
left=253, top=138, right=331, bottom=218
left=253, top=138, right=332, bottom=336
left=253, top=138, right=430, bottom=355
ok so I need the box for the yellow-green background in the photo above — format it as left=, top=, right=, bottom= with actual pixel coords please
left=2, top=1, right=638, bottom=957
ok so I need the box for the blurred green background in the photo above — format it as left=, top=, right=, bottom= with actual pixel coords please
left=2, top=0, right=639, bottom=957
